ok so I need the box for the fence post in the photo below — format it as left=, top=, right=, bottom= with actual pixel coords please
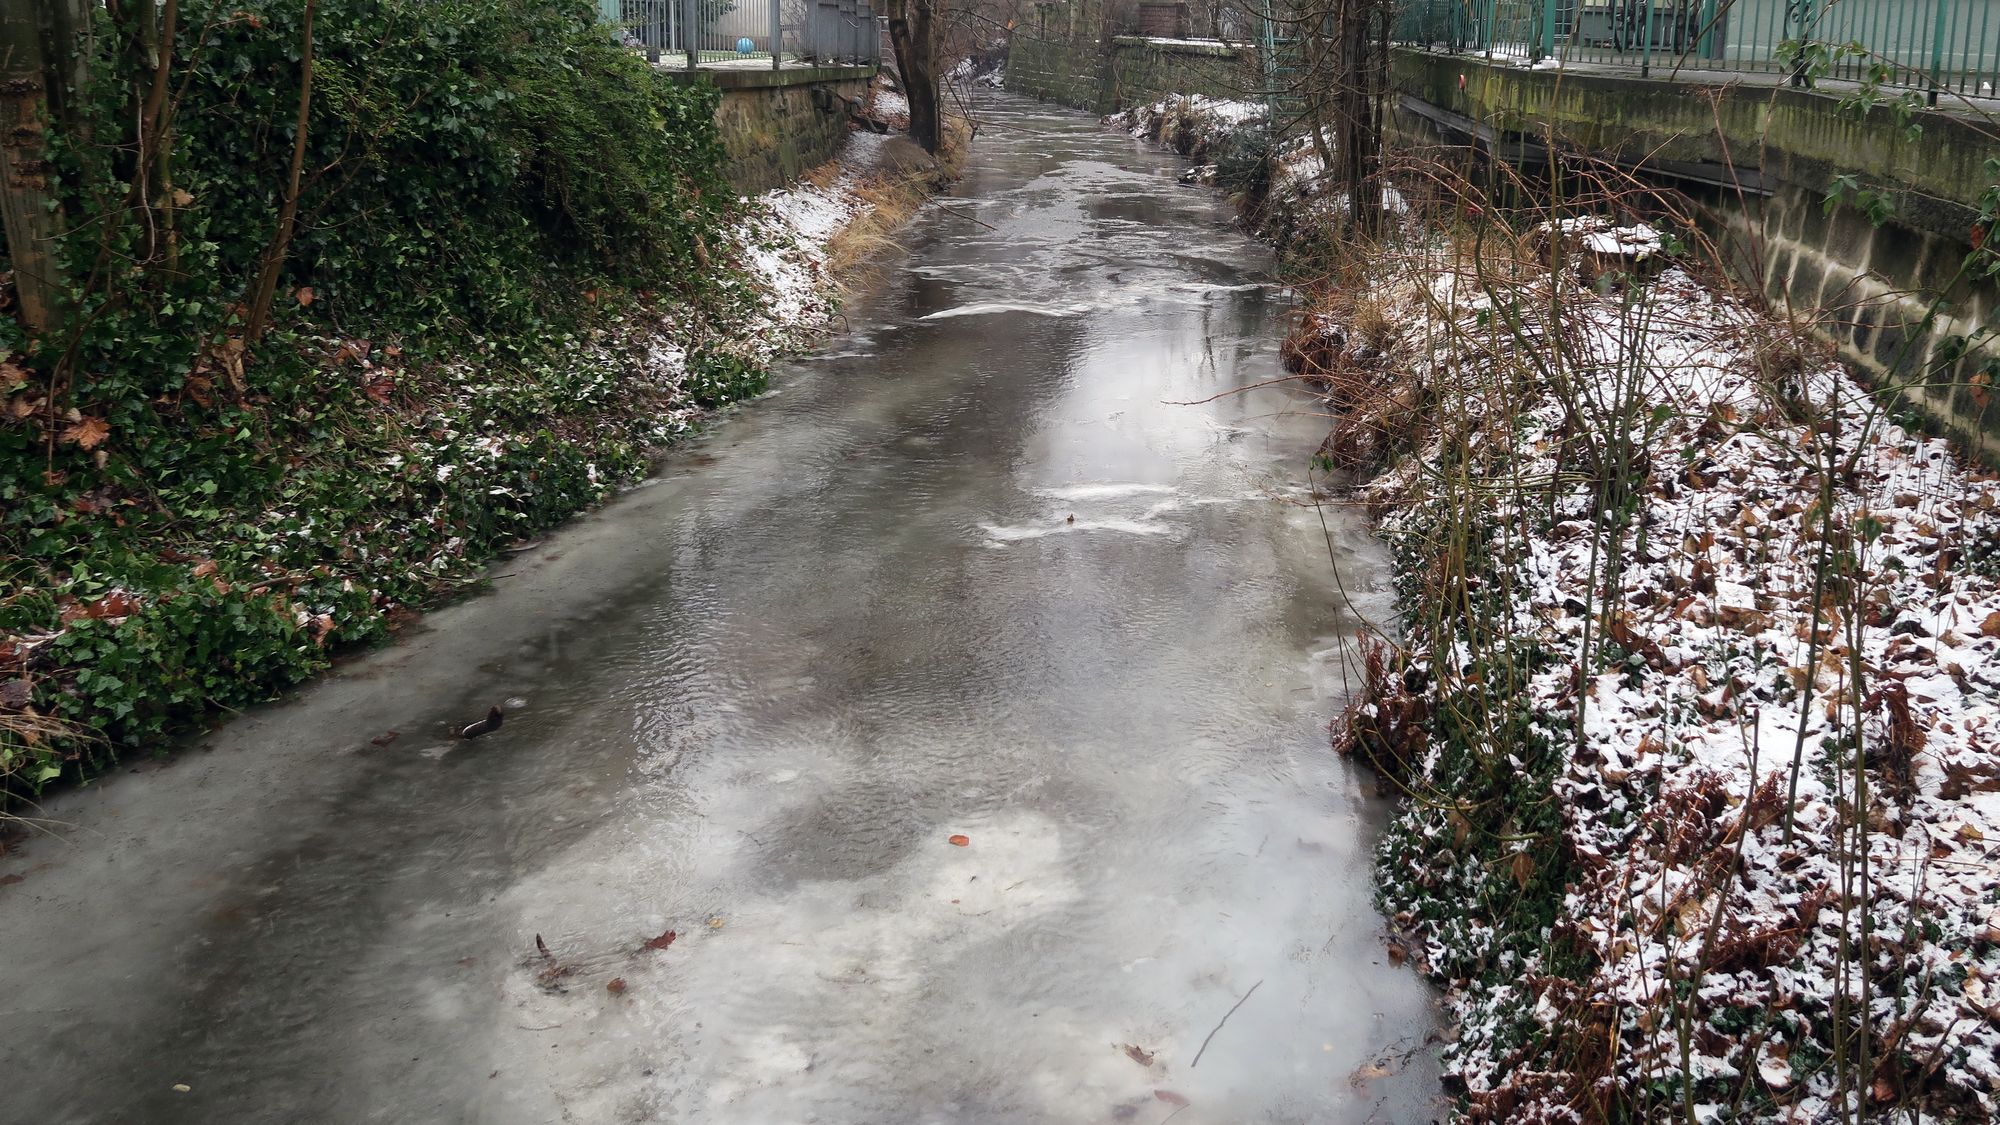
left=1929, top=0, right=1950, bottom=106
left=1640, top=0, right=1656, bottom=74
left=771, top=0, right=782, bottom=69
left=1536, top=0, right=1557, bottom=62
left=1787, top=0, right=1814, bottom=87
left=684, top=0, right=699, bottom=69
left=1259, top=0, right=1278, bottom=122
left=1481, top=0, right=1497, bottom=57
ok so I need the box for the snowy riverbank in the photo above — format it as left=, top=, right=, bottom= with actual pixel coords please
left=1113, top=94, right=2000, bottom=1120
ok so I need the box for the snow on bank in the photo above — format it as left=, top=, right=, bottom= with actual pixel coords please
left=1354, top=246, right=2000, bottom=1118
left=1106, top=95, right=1405, bottom=222
left=947, top=52, right=1006, bottom=89
left=1110, top=89, right=2000, bottom=1117
left=732, top=177, right=861, bottom=358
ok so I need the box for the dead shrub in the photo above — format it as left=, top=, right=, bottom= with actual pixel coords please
left=1332, top=635, right=1430, bottom=783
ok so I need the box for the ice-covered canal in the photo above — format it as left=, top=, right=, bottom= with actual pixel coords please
left=0, top=96, right=1439, bottom=1123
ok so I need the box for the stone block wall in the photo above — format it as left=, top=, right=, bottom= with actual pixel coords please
left=1387, top=50, right=2000, bottom=460
left=670, top=66, right=876, bottom=193
left=1007, top=33, right=1260, bottom=115
left=1750, top=186, right=1996, bottom=451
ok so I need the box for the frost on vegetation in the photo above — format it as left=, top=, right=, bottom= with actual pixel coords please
left=1107, top=94, right=1404, bottom=233
left=1330, top=232, right=2000, bottom=1119
left=946, top=48, right=1007, bottom=88
left=1107, top=94, right=1269, bottom=145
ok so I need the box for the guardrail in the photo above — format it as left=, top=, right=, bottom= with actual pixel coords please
left=605, top=0, right=881, bottom=70
left=1394, top=0, right=2000, bottom=101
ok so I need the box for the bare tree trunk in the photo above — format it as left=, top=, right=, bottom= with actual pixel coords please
left=244, top=0, right=316, bottom=346
left=1304, top=0, right=1388, bottom=239
left=1, top=0, right=87, bottom=333
left=885, top=0, right=942, bottom=154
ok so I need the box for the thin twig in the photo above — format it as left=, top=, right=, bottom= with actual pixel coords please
left=927, top=198, right=996, bottom=231
left=1188, top=979, right=1262, bottom=1068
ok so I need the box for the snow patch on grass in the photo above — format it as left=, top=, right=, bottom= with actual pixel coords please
left=1351, top=245, right=2000, bottom=1120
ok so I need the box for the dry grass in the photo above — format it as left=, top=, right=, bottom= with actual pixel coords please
left=2, top=708, right=99, bottom=831
left=822, top=117, right=973, bottom=286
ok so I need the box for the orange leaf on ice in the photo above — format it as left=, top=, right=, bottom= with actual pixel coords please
left=947, top=834, right=969, bottom=847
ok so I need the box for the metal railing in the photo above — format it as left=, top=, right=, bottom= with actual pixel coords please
left=602, top=0, right=880, bottom=70
left=795, top=0, right=884, bottom=66
left=1394, top=1, right=2000, bottom=99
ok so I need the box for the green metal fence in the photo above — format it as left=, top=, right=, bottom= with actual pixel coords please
left=1394, top=0, right=2000, bottom=100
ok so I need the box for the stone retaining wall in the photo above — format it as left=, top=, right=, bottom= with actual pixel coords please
left=1007, top=32, right=1259, bottom=115
left=1389, top=50, right=2000, bottom=459
left=669, top=66, right=877, bottom=192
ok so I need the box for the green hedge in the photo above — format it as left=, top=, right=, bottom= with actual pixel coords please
left=0, top=0, right=762, bottom=792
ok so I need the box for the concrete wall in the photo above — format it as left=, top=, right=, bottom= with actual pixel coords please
left=1388, top=50, right=2000, bottom=459
left=670, top=65, right=876, bottom=192
left=1008, top=29, right=1260, bottom=115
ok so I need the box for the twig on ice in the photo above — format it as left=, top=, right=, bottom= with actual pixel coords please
left=1189, top=979, right=1262, bottom=1068
left=928, top=199, right=997, bottom=231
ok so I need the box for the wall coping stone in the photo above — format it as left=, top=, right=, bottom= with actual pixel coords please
left=1109, top=36, right=1243, bottom=58
left=665, top=64, right=877, bottom=90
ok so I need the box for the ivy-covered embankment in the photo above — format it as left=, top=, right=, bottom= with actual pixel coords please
left=0, top=1, right=898, bottom=794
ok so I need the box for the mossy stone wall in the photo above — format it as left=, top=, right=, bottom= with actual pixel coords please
left=1389, top=50, right=2000, bottom=460
left=1008, top=32, right=1259, bottom=115
left=671, top=66, right=876, bottom=192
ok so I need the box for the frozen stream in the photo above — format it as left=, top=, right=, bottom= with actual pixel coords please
left=0, top=96, right=1438, bottom=1123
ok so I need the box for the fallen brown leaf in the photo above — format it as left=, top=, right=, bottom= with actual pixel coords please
left=1120, top=1043, right=1154, bottom=1067
left=1154, top=1090, right=1190, bottom=1107
left=641, top=929, right=677, bottom=952
left=370, top=731, right=400, bottom=746
left=295, top=286, right=315, bottom=306
left=62, top=416, right=110, bottom=450
left=947, top=834, right=970, bottom=847
left=606, top=977, right=627, bottom=995
left=1349, top=1057, right=1394, bottom=1089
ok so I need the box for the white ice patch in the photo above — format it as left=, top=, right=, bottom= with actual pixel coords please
left=916, top=301, right=1093, bottom=321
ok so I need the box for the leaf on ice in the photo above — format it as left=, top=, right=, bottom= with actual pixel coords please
left=641, top=929, right=678, bottom=952
left=1154, top=1089, right=1190, bottom=1107
left=947, top=834, right=970, bottom=847
left=1120, top=1043, right=1154, bottom=1066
